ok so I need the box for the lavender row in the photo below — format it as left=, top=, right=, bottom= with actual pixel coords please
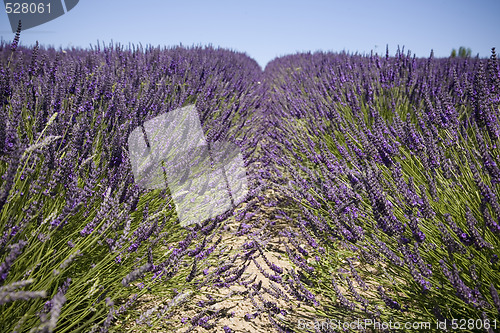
left=0, top=34, right=264, bottom=332
left=258, top=48, right=500, bottom=330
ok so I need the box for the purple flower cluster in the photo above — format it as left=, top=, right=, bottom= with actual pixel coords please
left=259, top=48, right=500, bottom=326
left=0, top=38, right=264, bottom=332
left=2, top=33, right=500, bottom=332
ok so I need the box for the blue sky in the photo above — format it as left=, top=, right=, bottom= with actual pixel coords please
left=1, top=0, right=499, bottom=69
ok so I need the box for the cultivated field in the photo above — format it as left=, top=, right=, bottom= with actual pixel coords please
left=1, top=35, right=500, bottom=332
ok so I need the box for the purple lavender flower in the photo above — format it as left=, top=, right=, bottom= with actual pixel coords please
left=490, top=284, right=500, bottom=315
left=0, top=240, right=27, bottom=284
left=10, top=20, right=22, bottom=52
left=377, top=286, right=402, bottom=311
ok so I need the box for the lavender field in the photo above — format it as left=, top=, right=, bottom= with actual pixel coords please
left=1, top=29, right=500, bottom=333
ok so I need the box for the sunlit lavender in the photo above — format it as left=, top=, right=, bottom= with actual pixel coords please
left=1, top=30, right=500, bottom=333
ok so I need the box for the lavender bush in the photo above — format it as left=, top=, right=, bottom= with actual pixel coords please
left=261, top=48, right=500, bottom=331
left=2, top=28, right=500, bottom=332
left=0, top=34, right=263, bottom=332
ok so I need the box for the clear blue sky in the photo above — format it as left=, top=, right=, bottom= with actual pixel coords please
left=1, top=0, right=499, bottom=69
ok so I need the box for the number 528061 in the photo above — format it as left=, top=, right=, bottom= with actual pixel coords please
left=5, top=2, right=51, bottom=14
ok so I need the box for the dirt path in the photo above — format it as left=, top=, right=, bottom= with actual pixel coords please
left=115, top=180, right=315, bottom=333
left=113, top=136, right=318, bottom=332
left=177, top=184, right=301, bottom=333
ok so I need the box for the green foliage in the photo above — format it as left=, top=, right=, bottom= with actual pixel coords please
left=270, top=65, right=500, bottom=331
left=0, top=97, right=191, bottom=333
left=451, top=47, right=472, bottom=58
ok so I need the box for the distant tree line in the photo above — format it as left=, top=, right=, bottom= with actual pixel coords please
left=450, top=46, right=472, bottom=58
